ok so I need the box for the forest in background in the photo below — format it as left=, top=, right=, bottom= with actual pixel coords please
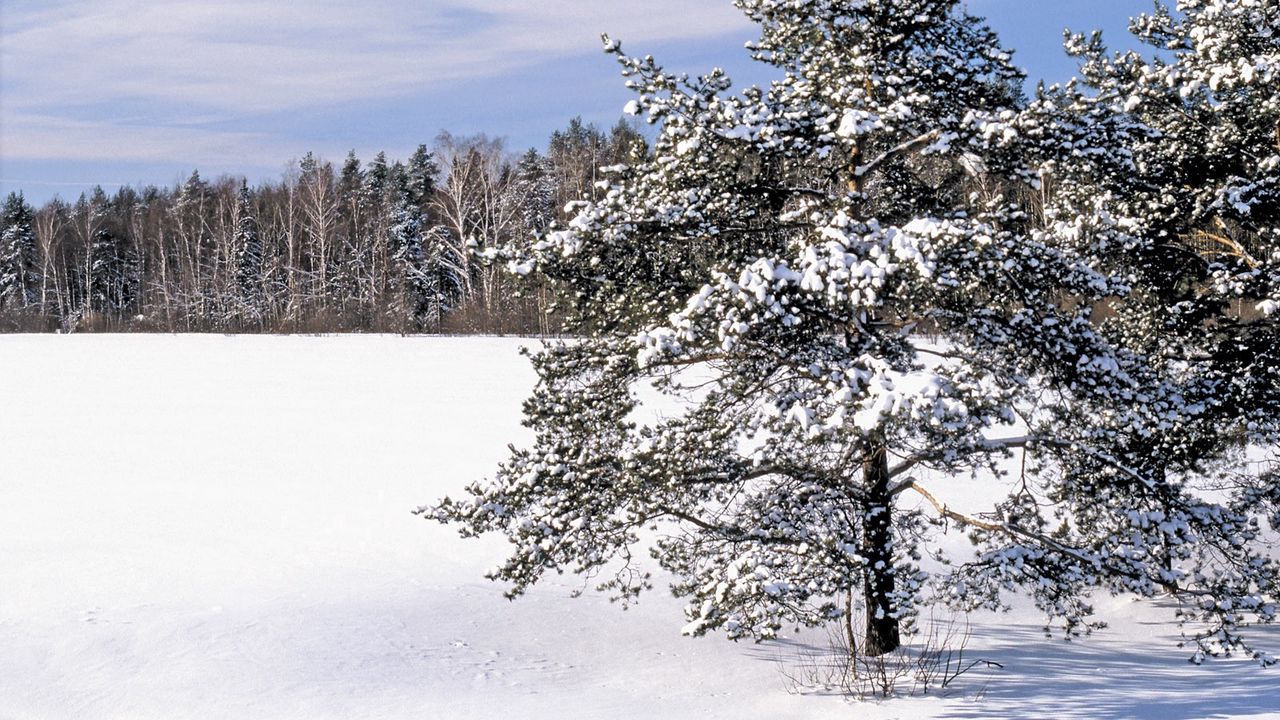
left=0, top=118, right=646, bottom=334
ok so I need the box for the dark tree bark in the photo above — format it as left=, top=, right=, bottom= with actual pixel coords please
left=861, top=439, right=900, bottom=656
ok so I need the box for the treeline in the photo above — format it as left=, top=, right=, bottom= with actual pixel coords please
left=0, top=118, right=646, bottom=333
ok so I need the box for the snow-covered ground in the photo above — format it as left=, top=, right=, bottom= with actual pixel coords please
left=1, top=335, right=1276, bottom=720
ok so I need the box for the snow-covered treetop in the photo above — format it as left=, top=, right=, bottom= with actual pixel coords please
left=1069, top=0, right=1280, bottom=293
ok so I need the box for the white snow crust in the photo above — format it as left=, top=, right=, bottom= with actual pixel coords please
left=0, top=335, right=1275, bottom=720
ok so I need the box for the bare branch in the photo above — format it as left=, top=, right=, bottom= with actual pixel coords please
left=855, top=130, right=942, bottom=179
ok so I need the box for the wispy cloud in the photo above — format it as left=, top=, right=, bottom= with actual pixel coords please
left=3, top=0, right=748, bottom=116
left=1, top=112, right=284, bottom=165
left=0, top=0, right=750, bottom=182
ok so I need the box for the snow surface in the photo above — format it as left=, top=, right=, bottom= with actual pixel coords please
left=1, top=335, right=1276, bottom=720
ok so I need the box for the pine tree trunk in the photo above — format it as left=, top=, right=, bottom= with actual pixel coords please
left=862, top=440, right=900, bottom=656
left=1154, top=466, right=1178, bottom=594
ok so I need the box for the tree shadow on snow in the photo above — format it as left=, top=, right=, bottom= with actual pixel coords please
left=924, top=624, right=1278, bottom=720
left=748, top=623, right=1279, bottom=719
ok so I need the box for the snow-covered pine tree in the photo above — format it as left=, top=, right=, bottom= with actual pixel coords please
left=422, top=0, right=1280, bottom=661
left=498, top=149, right=563, bottom=333
left=0, top=192, right=39, bottom=310
left=509, top=149, right=558, bottom=237
left=424, top=0, right=1278, bottom=662
left=88, top=228, right=139, bottom=317
left=387, top=189, right=463, bottom=331
left=234, top=183, right=265, bottom=323
left=1028, top=0, right=1280, bottom=662
left=387, top=191, right=429, bottom=329
left=335, top=151, right=372, bottom=319
left=422, top=224, right=466, bottom=329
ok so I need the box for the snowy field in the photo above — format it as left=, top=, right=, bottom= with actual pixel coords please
left=1, top=335, right=1276, bottom=720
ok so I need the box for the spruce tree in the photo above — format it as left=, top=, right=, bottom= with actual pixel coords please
left=89, top=228, right=138, bottom=317
left=334, top=151, right=374, bottom=318
left=339, top=151, right=365, bottom=202
left=387, top=189, right=461, bottom=331
left=406, top=144, right=439, bottom=210
left=366, top=151, right=391, bottom=206
left=0, top=192, right=39, bottom=310
left=508, top=149, right=557, bottom=239
left=234, top=183, right=265, bottom=323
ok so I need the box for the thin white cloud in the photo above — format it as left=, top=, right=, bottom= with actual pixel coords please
left=2, top=0, right=750, bottom=115
left=1, top=112, right=286, bottom=167
left=1, top=0, right=750, bottom=173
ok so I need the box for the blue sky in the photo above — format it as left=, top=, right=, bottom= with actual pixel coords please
left=1, top=0, right=1157, bottom=204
